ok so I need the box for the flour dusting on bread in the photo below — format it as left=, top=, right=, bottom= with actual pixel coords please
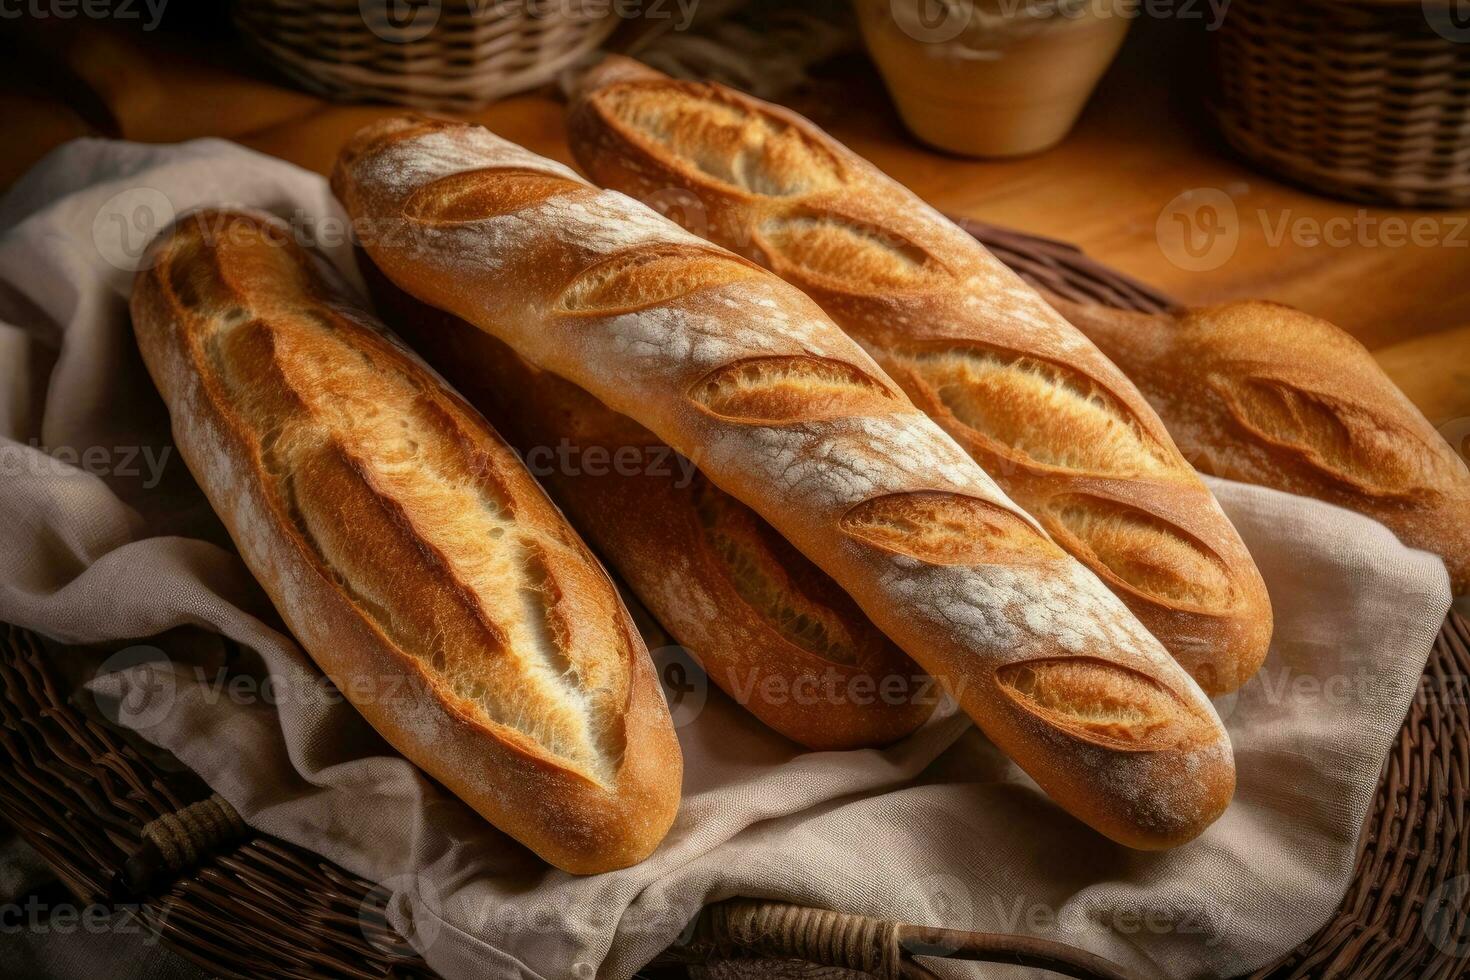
left=132, top=207, right=682, bottom=874
left=333, top=115, right=1238, bottom=851
left=565, top=58, right=1273, bottom=704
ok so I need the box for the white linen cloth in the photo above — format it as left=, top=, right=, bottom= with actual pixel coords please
left=0, top=137, right=1452, bottom=980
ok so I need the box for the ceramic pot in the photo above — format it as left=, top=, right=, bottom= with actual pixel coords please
left=856, top=0, right=1135, bottom=157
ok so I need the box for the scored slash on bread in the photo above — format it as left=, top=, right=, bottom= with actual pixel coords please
left=1049, top=296, right=1470, bottom=595
left=332, top=115, right=1237, bottom=850
left=129, top=209, right=681, bottom=874
left=564, top=56, right=1274, bottom=697
left=358, top=253, right=938, bottom=750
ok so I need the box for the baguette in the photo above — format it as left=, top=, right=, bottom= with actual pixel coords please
left=332, top=116, right=1235, bottom=849
left=1048, top=296, right=1470, bottom=595
left=129, top=208, right=680, bottom=874
left=359, top=257, right=937, bottom=750
left=564, top=56, right=1272, bottom=696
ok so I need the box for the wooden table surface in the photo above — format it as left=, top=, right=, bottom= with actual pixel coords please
left=4, top=17, right=1467, bottom=434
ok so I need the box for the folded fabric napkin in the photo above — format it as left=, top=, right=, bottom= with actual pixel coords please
left=0, top=137, right=1451, bottom=980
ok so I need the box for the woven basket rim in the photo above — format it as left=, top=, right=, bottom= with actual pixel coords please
left=1210, top=0, right=1470, bottom=209
left=0, top=217, right=1462, bottom=980
left=4, top=610, right=1462, bottom=978
left=231, top=0, right=620, bottom=111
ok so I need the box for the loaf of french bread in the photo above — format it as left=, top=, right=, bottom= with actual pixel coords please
left=360, top=255, right=937, bottom=750
left=332, top=117, right=1235, bottom=849
left=1049, top=296, right=1470, bottom=595
left=130, top=208, right=681, bottom=874
left=564, top=56, right=1273, bottom=696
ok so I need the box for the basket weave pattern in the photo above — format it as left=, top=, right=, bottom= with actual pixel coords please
left=0, top=221, right=1463, bottom=979
left=1212, top=0, right=1470, bottom=208
left=232, top=0, right=618, bottom=110
left=0, top=626, right=433, bottom=977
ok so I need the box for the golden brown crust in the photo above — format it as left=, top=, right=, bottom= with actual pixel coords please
left=1050, top=295, right=1470, bottom=595
left=564, top=56, right=1273, bottom=696
left=360, top=255, right=937, bottom=750
left=333, top=116, right=1236, bottom=849
left=129, top=209, right=681, bottom=874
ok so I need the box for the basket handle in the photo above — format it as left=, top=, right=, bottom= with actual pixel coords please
left=950, top=215, right=1177, bottom=315
left=682, top=898, right=1133, bottom=980
left=122, top=792, right=248, bottom=893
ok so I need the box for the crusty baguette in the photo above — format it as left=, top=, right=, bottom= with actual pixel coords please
left=332, top=116, right=1235, bottom=849
left=129, top=208, right=680, bottom=874
left=358, top=254, right=937, bottom=750
left=564, top=56, right=1272, bottom=696
left=1048, top=296, right=1470, bottom=595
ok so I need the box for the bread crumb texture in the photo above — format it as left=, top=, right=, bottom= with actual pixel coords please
left=341, top=119, right=1225, bottom=762
left=892, top=346, right=1182, bottom=477
left=597, top=81, right=849, bottom=197
left=577, top=76, right=1263, bottom=673
left=690, top=354, right=900, bottom=424
left=559, top=247, right=762, bottom=315
left=997, top=656, right=1215, bottom=751
left=757, top=213, right=949, bottom=292
left=692, top=476, right=866, bottom=666
left=1041, top=496, right=1234, bottom=612
left=1209, top=372, right=1466, bottom=497
left=160, top=216, right=630, bottom=788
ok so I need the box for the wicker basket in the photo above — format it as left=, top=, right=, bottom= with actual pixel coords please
left=1210, top=0, right=1470, bottom=208
left=1, top=221, right=1464, bottom=979
left=232, top=0, right=619, bottom=110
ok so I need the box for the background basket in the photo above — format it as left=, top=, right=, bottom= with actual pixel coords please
left=231, top=0, right=619, bottom=111
left=1210, top=0, right=1470, bottom=208
left=1, top=220, right=1464, bottom=979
